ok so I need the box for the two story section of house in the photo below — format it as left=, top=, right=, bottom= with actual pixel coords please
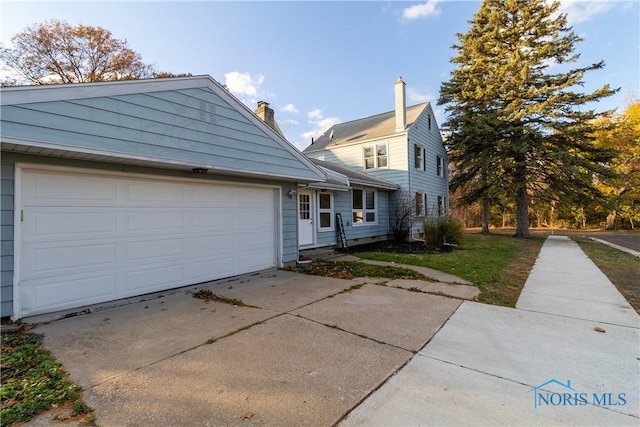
left=303, top=77, right=449, bottom=237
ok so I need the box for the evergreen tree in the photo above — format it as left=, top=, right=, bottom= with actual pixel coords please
left=439, top=0, right=617, bottom=238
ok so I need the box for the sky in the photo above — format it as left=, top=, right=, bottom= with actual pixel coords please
left=1, top=0, right=638, bottom=151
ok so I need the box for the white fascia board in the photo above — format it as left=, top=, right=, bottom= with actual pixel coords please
left=0, top=137, right=320, bottom=182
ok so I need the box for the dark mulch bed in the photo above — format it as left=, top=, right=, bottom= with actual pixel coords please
left=346, top=240, right=440, bottom=254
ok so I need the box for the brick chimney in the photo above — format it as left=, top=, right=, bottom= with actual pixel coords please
left=255, top=101, right=277, bottom=132
left=395, top=76, right=406, bottom=131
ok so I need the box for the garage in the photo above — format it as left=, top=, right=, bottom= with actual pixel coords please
left=17, top=166, right=279, bottom=317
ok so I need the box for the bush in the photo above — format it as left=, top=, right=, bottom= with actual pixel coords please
left=421, top=215, right=463, bottom=248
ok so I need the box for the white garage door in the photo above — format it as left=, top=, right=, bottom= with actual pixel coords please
left=18, top=167, right=278, bottom=317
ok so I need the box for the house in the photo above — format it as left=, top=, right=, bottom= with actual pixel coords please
left=0, top=76, right=327, bottom=319
left=253, top=101, right=401, bottom=250
left=302, top=77, right=449, bottom=241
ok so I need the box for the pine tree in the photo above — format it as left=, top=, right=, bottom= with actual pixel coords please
left=439, top=0, right=617, bottom=238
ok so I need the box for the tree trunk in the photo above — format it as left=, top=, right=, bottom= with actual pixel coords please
left=514, top=162, right=531, bottom=238
left=481, top=193, right=490, bottom=234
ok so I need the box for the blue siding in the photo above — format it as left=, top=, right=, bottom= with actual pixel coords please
left=408, top=105, right=449, bottom=215
left=281, top=183, right=299, bottom=262
left=1, top=87, right=321, bottom=181
left=0, top=158, right=14, bottom=317
left=315, top=189, right=391, bottom=246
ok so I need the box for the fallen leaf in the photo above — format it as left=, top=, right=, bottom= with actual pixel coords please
left=594, top=326, right=606, bottom=333
left=239, top=412, right=254, bottom=420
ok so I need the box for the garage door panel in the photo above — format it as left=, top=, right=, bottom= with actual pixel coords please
left=191, top=258, right=235, bottom=282
left=24, top=173, right=117, bottom=205
left=126, top=182, right=184, bottom=204
left=125, top=264, right=184, bottom=292
left=32, top=211, right=117, bottom=236
left=191, top=185, right=235, bottom=205
left=191, top=235, right=235, bottom=254
left=19, top=168, right=278, bottom=317
left=191, top=210, right=234, bottom=228
left=126, top=211, right=185, bottom=231
left=125, top=238, right=185, bottom=261
left=24, top=274, right=117, bottom=314
left=26, top=243, right=117, bottom=274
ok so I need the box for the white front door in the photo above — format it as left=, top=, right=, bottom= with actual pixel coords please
left=298, top=191, right=314, bottom=246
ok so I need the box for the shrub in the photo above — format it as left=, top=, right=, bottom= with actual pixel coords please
left=421, top=215, right=463, bottom=248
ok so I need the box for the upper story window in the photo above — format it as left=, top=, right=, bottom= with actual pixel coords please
left=414, top=144, right=422, bottom=169
left=352, top=188, right=377, bottom=225
left=364, top=143, right=388, bottom=169
left=436, top=155, right=445, bottom=177
left=318, top=192, right=333, bottom=230
left=428, top=114, right=432, bottom=131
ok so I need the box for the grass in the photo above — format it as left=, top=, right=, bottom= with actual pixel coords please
left=297, top=260, right=426, bottom=281
left=354, top=233, right=545, bottom=306
left=191, top=289, right=256, bottom=308
left=573, top=236, right=640, bottom=314
left=0, top=328, right=94, bottom=426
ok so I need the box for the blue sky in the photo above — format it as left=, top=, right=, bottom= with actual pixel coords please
left=1, top=1, right=638, bottom=151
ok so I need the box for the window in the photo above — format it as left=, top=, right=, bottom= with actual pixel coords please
left=364, top=143, right=388, bottom=169
left=352, top=188, right=377, bottom=225
left=299, top=194, right=310, bottom=220
left=318, top=192, right=333, bottom=230
left=414, top=144, right=422, bottom=169
left=423, top=147, right=427, bottom=171
left=428, top=114, right=432, bottom=131
left=436, top=155, right=445, bottom=177
left=438, top=195, right=447, bottom=216
left=416, top=192, right=424, bottom=216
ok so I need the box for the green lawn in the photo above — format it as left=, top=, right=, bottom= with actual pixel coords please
left=354, top=233, right=545, bottom=306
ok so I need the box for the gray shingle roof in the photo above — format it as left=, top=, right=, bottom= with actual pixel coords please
left=309, top=159, right=399, bottom=191
left=303, top=103, right=429, bottom=153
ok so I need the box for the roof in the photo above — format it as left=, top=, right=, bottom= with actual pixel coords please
left=0, top=76, right=326, bottom=183
left=308, top=159, right=399, bottom=191
left=304, top=102, right=429, bottom=153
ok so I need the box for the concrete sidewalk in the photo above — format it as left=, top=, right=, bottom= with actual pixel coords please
left=341, top=236, right=640, bottom=426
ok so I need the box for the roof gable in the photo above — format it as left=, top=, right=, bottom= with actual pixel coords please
left=304, top=102, right=429, bottom=153
left=1, top=76, right=325, bottom=182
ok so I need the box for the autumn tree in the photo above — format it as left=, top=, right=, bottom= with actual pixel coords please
left=439, top=0, right=617, bottom=238
left=593, top=101, right=640, bottom=229
left=0, top=20, right=156, bottom=84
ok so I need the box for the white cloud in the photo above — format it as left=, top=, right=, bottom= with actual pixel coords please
left=555, top=0, right=613, bottom=25
left=224, top=71, right=265, bottom=97
left=281, top=103, right=299, bottom=113
left=402, top=0, right=441, bottom=21
left=308, top=108, right=323, bottom=120
left=407, top=87, right=435, bottom=104
left=301, top=108, right=340, bottom=143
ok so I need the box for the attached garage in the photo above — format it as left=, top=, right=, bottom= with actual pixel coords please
left=17, top=166, right=278, bottom=317
left=0, top=76, right=327, bottom=319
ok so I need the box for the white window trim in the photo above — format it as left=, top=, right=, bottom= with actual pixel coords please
left=363, top=142, right=389, bottom=170
left=414, top=144, right=422, bottom=169
left=351, top=188, right=378, bottom=226
left=436, top=155, right=446, bottom=177
left=317, top=192, right=334, bottom=231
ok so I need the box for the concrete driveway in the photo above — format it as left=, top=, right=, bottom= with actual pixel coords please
left=29, top=270, right=463, bottom=426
